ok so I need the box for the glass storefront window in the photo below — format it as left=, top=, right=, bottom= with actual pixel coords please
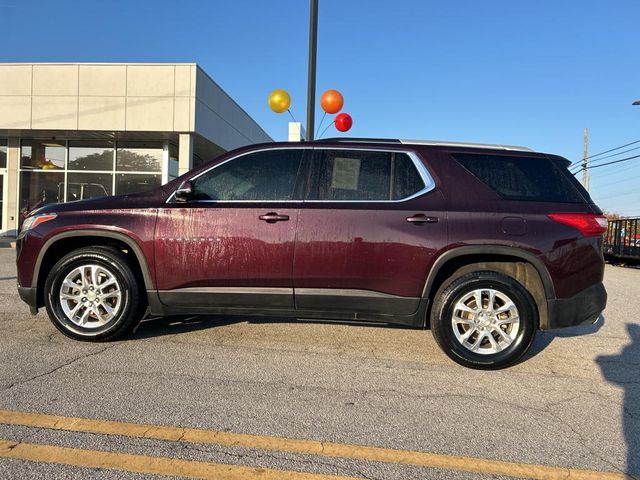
left=0, top=140, right=6, bottom=169
left=115, top=173, right=161, bottom=195
left=19, top=171, right=65, bottom=217
left=116, top=142, right=162, bottom=172
left=69, top=141, right=114, bottom=171
left=168, top=143, right=179, bottom=180
left=17, top=139, right=172, bottom=218
left=67, top=172, right=113, bottom=202
left=21, top=140, right=65, bottom=170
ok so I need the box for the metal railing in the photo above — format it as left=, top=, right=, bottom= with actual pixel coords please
left=604, top=218, right=640, bottom=260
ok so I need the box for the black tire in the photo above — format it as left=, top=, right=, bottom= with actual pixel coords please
left=430, top=270, right=537, bottom=369
left=44, top=246, right=146, bottom=341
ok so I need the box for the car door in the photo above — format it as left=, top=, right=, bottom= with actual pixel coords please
left=155, top=148, right=307, bottom=310
left=293, top=147, right=446, bottom=316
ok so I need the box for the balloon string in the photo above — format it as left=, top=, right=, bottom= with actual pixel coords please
left=286, top=109, right=297, bottom=122
left=318, top=120, right=335, bottom=139
left=315, top=112, right=327, bottom=138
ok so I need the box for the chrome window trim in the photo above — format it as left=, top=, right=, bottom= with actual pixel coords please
left=166, top=146, right=436, bottom=204
left=304, top=150, right=434, bottom=204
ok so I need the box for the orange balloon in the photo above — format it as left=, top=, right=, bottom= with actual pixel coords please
left=320, top=89, right=344, bottom=114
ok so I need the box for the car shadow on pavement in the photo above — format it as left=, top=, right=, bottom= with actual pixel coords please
left=132, top=315, right=243, bottom=338
left=132, top=314, right=409, bottom=340
left=520, top=314, right=605, bottom=362
left=133, top=314, right=602, bottom=360
left=596, top=324, right=640, bottom=478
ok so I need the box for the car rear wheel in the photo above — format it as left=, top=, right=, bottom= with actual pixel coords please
left=44, top=246, right=145, bottom=341
left=430, top=270, right=537, bottom=369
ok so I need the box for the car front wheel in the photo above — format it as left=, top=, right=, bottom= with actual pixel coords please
left=44, top=246, right=145, bottom=341
left=430, top=270, right=537, bottom=369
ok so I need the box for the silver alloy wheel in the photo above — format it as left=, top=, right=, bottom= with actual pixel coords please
left=59, top=264, right=122, bottom=329
left=451, top=288, right=520, bottom=355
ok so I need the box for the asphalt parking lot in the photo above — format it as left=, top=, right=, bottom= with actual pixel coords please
left=0, top=247, right=638, bottom=480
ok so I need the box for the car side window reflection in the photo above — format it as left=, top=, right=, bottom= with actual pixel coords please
left=192, top=150, right=304, bottom=201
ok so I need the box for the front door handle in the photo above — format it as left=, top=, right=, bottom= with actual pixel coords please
left=406, top=214, right=439, bottom=225
left=259, top=212, right=290, bottom=223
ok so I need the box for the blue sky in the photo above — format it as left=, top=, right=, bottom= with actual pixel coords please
left=1, top=0, right=639, bottom=215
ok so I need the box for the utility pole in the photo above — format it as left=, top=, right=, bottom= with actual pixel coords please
left=582, top=128, right=589, bottom=191
left=306, top=0, right=319, bottom=142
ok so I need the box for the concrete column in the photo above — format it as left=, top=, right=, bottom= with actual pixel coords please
left=178, top=133, right=193, bottom=176
left=5, top=138, right=19, bottom=236
left=161, top=140, right=169, bottom=184
left=288, top=122, right=305, bottom=142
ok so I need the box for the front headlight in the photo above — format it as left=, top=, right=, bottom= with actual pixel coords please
left=21, top=213, right=57, bottom=233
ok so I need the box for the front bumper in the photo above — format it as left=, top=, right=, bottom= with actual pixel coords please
left=18, top=286, right=38, bottom=315
left=545, top=282, right=607, bottom=330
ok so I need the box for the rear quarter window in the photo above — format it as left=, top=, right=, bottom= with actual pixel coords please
left=453, top=153, right=590, bottom=203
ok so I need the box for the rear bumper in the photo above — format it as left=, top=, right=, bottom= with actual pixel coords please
left=545, top=282, right=606, bottom=330
left=18, top=286, right=38, bottom=315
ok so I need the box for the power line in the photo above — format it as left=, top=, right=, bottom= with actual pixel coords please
left=578, top=145, right=640, bottom=165
left=571, top=153, right=640, bottom=175
left=569, top=138, right=640, bottom=167
left=595, top=188, right=640, bottom=201
left=590, top=161, right=640, bottom=180
left=587, top=153, right=640, bottom=170
left=592, top=172, right=640, bottom=187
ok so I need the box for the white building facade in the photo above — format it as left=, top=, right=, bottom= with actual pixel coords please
left=0, top=63, right=272, bottom=236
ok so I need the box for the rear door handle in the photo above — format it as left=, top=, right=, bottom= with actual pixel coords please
left=259, top=212, right=290, bottom=223
left=406, top=214, right=439, bottom=224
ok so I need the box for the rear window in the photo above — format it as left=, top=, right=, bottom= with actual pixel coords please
left=453, top=153, right=590, bottom=203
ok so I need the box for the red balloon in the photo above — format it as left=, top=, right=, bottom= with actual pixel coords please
left=320, top=89, right=344, bottom=114
left=334, top=113, right=352, bottom=132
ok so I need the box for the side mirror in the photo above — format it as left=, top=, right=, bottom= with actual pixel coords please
left=175, top=180, right=194, bottom=203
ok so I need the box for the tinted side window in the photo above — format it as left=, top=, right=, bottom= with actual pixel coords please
left=192, top=150, right=303, bottom=201
left=392, top=153, right=426, bottom=200
left=312, top=150, right=425, bottom=201
left=453, top=153, right=587, bottom=203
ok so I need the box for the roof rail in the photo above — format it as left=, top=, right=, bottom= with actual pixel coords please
left=315, top=137, right=401, bottom=144
left=400, top=139, right=533, bottom=151
left=314, top=137, right=532, bottom=152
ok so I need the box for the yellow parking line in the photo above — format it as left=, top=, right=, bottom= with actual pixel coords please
left=0, top=409, right=632, bottom=480
left=0, top=439, right=357, bottom=480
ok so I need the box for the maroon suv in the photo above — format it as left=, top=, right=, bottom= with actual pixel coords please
left=16, top=139, right=607, bottom=369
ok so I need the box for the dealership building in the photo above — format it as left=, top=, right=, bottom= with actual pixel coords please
left=0, top=63, right=272, bottom=236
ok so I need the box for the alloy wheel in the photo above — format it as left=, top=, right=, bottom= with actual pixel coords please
left=58, top=264, right=122, bottom=329
left=451, top=288, right=520, bottom=355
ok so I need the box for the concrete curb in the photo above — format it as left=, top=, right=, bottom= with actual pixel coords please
left=0, top=238, right=16, bottom=249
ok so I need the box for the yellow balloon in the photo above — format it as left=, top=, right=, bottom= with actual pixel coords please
left=268, top=89, right=291, bottom=113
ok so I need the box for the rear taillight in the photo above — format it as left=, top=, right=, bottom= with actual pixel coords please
left=547, top=213, right=608, bottom=237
